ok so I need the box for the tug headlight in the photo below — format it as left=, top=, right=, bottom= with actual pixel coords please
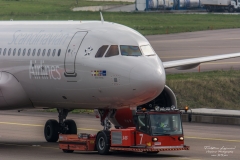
left=152, top=137, right=158, bottom=142
left=178, top=137, right=184, bottom=141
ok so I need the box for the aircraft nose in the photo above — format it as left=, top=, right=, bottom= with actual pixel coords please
left=130, top=64, right=165, bottom=103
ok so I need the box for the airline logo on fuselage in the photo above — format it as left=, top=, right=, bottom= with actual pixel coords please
left=8, top=30, right=69, bottom=45
left=29, top=60, right=61, bottom=80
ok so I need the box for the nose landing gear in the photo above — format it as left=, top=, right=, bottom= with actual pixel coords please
left=95, top=109, right=116, bottom=155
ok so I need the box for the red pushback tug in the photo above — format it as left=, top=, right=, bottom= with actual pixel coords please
left=59, top=106, right=190, bottom=155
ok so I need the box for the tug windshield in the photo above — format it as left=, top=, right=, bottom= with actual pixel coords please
left=150, top=114, right=182, bottom=135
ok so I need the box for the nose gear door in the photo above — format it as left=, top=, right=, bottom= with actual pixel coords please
left=64, top=31, right=87, bottom=76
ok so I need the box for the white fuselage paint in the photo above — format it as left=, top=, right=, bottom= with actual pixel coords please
left=0, top=21, right=166, bottom=110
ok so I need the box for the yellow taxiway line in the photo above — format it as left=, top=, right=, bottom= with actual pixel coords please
left=0, top=122, right=43, bottom=127
left=0, top=122, right=99, bottom=131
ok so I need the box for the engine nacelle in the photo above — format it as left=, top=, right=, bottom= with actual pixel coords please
left=109, top=85, right=177, bottom=128
left=0, top=72, right=33, bottom=109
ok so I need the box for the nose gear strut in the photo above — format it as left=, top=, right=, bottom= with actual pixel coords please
left=98, top=109, right=116, bottom=131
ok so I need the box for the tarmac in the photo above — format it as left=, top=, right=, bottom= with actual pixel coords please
left=0, top=110, right=239, bottom=160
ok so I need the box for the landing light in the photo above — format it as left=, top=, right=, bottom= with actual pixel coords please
left=166, top=107, right=171, bottom=111
left=171, top=105, right=176, bottom=110
left=160, top=107, right=165, bottom=111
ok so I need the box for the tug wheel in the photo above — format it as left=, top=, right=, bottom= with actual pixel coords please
left=96, top=131, right=110, bottom=155
left=147, top=151, right=159, bottom=154
left=62, top=149, right=74, bottom=153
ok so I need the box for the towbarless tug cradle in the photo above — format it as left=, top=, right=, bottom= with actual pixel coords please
left=59, top=106, right=191, bottom=154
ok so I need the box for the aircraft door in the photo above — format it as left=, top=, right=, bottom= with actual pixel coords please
left=64, top=31, right=87, bottom=76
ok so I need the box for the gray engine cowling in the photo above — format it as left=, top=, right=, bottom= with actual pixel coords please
left=0, top=72, right=33, bottom=110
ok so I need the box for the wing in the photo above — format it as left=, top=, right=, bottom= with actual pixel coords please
left=162, top=53, right=240, bottom=70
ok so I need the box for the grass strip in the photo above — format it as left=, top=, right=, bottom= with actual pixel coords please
left=1, top=1, right=240, bottom=35
left=167, top=70, right=240, bottom=110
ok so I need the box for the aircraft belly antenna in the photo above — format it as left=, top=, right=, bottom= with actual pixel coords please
left=100, top=12, right=104, bottom=23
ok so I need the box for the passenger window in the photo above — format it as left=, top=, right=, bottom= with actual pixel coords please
left=42, top=49, right=46, bottom=57
left=47, top=49, right=51, bottom=57
left=58, top=49, right=61, bottom=56
left=32, top=49, right=36, bottom=56
left=53, top=49, right=56, bottom=55
left=23, top=49, right=26, bottom=56
left=120, top=45, right=142, bottom=56
left=0, top=48, right=1, bottom=55
left=3, top=48, right=7, bottom=56
left=37, top=49, right=41, bottom=56
left=18, top=49, right=21, bottom=56
left=13, top=48, right=16, bottom=56
left=8, top=48, right=11, bottom=56
left=47, top=49, right=51, bottom=56
left=27, top=49, right=31, bottom=56
left=105, top=45, right=119, bottom=57
left=52, top=49, right=55, bottom=57
left=95, top=45, right=108, bottom=58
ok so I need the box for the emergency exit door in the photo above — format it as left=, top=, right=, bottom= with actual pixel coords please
left=64, top=31, right=87, bottom=76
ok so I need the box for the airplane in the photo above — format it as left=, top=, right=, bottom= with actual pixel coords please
left=1, top=18, right=240, bottom=144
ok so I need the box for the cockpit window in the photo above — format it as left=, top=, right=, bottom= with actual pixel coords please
left=105, top=45, right=119, bottom=57
left=95, top=45, right=108, bottom=58
left=120, top=45, right=142, bottom=56
left=140, top=45, right=156, bottom=56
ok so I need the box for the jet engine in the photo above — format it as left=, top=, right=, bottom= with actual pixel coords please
left=108, top=85, right=177, bottom=128
left=0, top=72, right=33, bottom=109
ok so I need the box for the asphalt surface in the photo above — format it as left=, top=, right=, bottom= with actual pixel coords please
left=0, top=110, right=239, bottom=160
left=147, top=29, right=240, bottom=74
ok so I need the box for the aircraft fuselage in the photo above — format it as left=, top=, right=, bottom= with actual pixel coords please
left=0, top=21, right=165, bottom=110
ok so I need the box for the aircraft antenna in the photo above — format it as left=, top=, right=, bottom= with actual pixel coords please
left=100, top=12, right=104, bottom=23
